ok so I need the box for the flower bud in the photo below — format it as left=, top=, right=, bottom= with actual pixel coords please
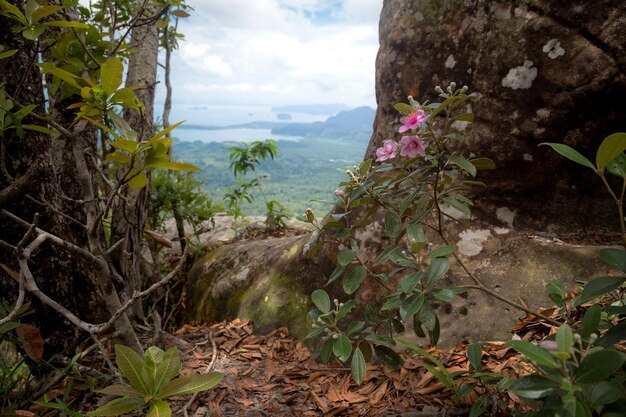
left=334, top=189, right=345, bottom=197
left=589, top=333, right=598, bottom=344
left=312, top=323, right=318, bottom=328
left=434, top=86, right=443, bottom=94
left=333, top=298, right=339, bottom=306
left=450, top=82, right=456, bottom=90
left=332, top=333, right=339, bottom=339
left=461, top=85, right=469, bottom=93
left=305, top=208, right=315, bottom=222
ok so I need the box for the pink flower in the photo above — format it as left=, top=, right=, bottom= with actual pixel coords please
left=375, top=140, right=398, bottom=162
left=399, top=109, right=429, bottom=133
left=399, top=135, right=426, bottom=158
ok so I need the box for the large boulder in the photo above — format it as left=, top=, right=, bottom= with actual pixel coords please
left=368, top=0, right=626, bottom=232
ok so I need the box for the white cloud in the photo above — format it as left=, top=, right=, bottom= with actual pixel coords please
left=164, top=0, right=381, bottom=122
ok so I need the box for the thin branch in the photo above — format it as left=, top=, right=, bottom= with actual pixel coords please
left=25, top=195, right=87, bottom=229
left=0, top=263, right=25, bottom=327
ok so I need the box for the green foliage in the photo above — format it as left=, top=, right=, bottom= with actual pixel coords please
left=88, top=345, right=223, bottom=417
left=306, top=83, right=478, bottom=382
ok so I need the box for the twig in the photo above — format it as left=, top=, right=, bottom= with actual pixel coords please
left=0, top=263, right=25, bottom=326
left=181, top=330, right=218, bottom=417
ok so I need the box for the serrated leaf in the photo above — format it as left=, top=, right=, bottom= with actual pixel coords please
left=448, top=155, right=476, bottom=177
left=149, top=161, right=201, bottom=172
left=87, top=396, right=144, bottom=416
left=467, top=343, right=483, bottom=371
left=506, top=340, right=558, bottom=369
left=351, top=347, right=366, bottom=384
left=97, top=384, right=140, bottom=397
left=400, top=293, right=425, bottom=320
left=115, top=345, right=149, bottom=393
left=100, top=57, right=123, bottom=95
left=146, top=400, right=171, bottom=417
left=311, top=289, right=330, bottom=313
left=127, top=170, right=148, bottom=190
left=333, top=334, right=351, bottom=362
left=155, top=372, right=223, bottom=399
left=343, top=265, right=366, bottom=295
left=539, top=143, right=595, bottom=170
left=596, top=133, right=626, bottom=169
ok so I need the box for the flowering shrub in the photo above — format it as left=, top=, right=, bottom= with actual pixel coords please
left=302, top=83, right=495, bottom=384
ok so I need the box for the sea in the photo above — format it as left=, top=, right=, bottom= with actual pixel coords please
left=169, top=104, right=326, bottom=143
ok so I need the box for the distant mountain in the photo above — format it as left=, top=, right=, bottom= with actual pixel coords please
left=270, top=106, right=375, bottom=141
left=270, top=103, right=352, bottom=116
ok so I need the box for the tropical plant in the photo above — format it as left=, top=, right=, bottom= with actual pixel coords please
left=88, top=345, right=223, bottom=417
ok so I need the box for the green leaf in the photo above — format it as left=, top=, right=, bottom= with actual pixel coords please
left=127, top=170, right=149, bottom=190
left=365, top=334, right=395, bottom=347
left=469, top=157, right=496, bottom=170
left=581, top=305, right=601, bottom=341
left=326, top=264, right=346, bottom=285
left=429, top=288, right=460, bottom=302
left=556, top=323, right=573, bottom=354
left=22, top=124, right=57, bottom=135
left=149, top=161, right=201, bottom=172
left=115, top=345, right=149, bottom=394
left=452, top=112, right=474, bottom=122
left=394, top=103, right=414, bottom=114
left=41, top=20, right=90, bottom=28
left=580, top=276, right=624, bottom=302
left=31, top=5, right=63, bottom=23
left=350, top=347, right=366, bottom=384
left=607, top=154, right=626, bottom=178
left=109, top=139, right=137, bottom=153
left=332, top=334, right=351, bottom=362
left=590, top=381, right=624, bottom=407
left=155, top=372, right=223, bottom=399
left=400, top=272, right=422, bottom=293
left=109, top=111, right=137, bottom=142
left=152, top=120, right=185, bottom=141
left=337, top=250, right=356, bottom=266
left=441, top=196, right=471, bottom=215
left=423, top=258, right=449, bottom=288
left=347, top=321, right=364, bottom=335
left=406, top=223, right=424, bottom=246
left=599, top=321, right=626, bottom=346
left=359, top=158, right=373, bottom=177
left=426, top=245, right=454, bottom=259
left=97, top=384, right=140, bottom=397
left=384, top=211, right=402, bottom=239
left=469, top=395, right=488, bottom=417
left=146, top=401, right=171, bottom=417
left=506, top=340, right=559, bottom=369
left=467, top=343, right=483, bottom=371
left=153, top=347, right=180, bottom=393
left=508, top=375, right=557, bottom=399
left=100, top=57, right=123, bottom=95
left=373, top=245, right=400, bottom=266
left=575, top=349, right=625, bottom=383
left=417, top=302, right=437, bottom=331
left=343, top=265, right=366, bottom=295
left=599, top=248, right=626, bottom=273
left=0, top=0, right=26, bottom=24
left=320, top=338, right=334, bottom=363
left=87, top=396, right=144, bottom=416
left=0, top=49, right=17, bottom=60
left=448, top=155, right=476, bottom=177
left=311, top=289, right=330, bottom=313
left=106, top=152, right=131, bottom=165
left=373, top=345, right=402, bottom=369
left=37, top=62, right=81, bottom=89
left=596, top=133, right=626, bottom=169
left=539, top=143, right=595, bottom=170
left=400, top=293, right=425, bottom=320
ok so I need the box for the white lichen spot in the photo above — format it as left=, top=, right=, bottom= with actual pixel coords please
left=501, top=60, right=537, bottom=90
left=536, top=108, right=551, bottom=119
left=264, top=295, right=269, bottom=302
left=511, top=110, right=519, bottom=119
left=451, top=120, right=470, bottom=132
left=542, top=39, right=565, bottom=59
left=457, top=229, right=492, bottom=257
left=441, top=204, right=470, bottom=221
left=496, top=207, right=517, bottom=228
left=445, top=54, right=456, bottom=69
left=511, top=127, right=520, bottom=135
left=493, top=227, right=510, bottom=235
left=523, top=153, right=534, bottom=161
left=414, top=11, right=424, bottom=22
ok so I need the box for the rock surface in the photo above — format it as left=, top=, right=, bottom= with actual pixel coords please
left=368, top=0, right=626, bottom=232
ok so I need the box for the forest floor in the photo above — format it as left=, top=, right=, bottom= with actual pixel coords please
left=127, top=313, right=555, bottom=417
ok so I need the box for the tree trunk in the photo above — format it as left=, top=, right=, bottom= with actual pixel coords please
left=110, top=4, right=161, bottom=321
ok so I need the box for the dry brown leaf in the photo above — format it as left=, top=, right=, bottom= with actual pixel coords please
left=264, top=358, right=276, bottom=383
left=310, top=391, right=329, bottom=413
left=16, top=324, right=44, bottom=363
left=369, top=381, right=388, bottom=405
left=417, top=382, right=446, bottom=395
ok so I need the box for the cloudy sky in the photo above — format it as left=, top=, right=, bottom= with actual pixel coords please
left=160, top=0, right=382, bottom=125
